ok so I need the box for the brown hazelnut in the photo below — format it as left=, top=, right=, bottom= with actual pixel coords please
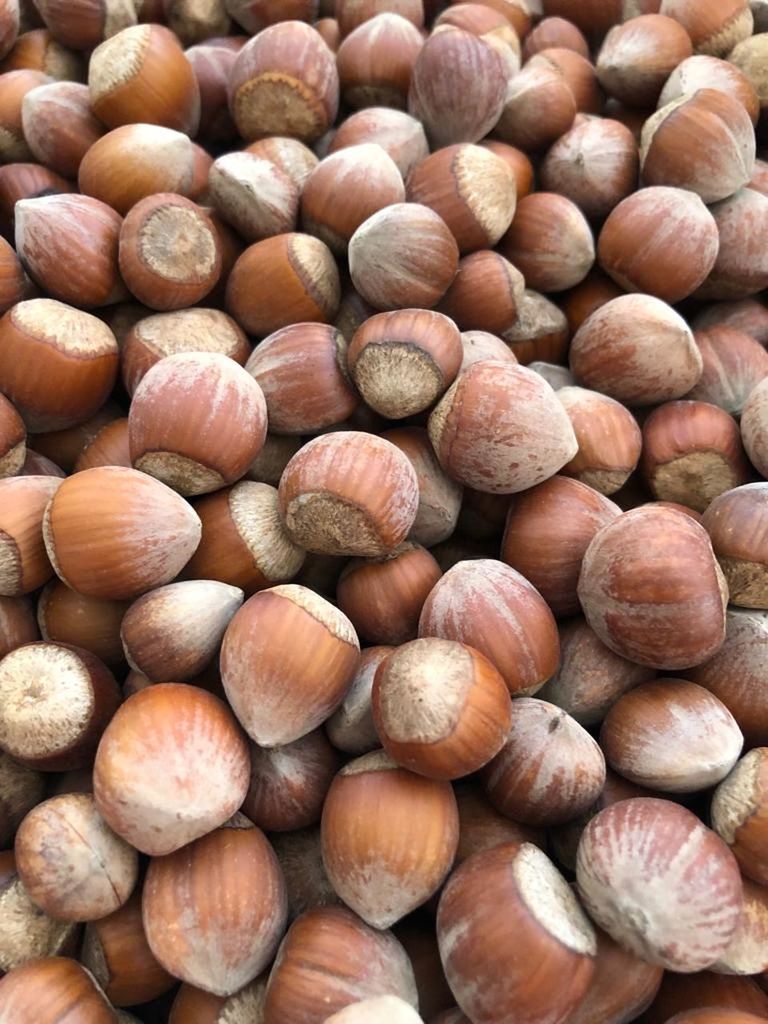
left=596, top=14, right=693, bottom=107
left=658, top=54, right=760, bottom=123
left=523, top=15, right=590, bottom=59
left=500, top=192, right=594, bottom=293
left=569, top=293, right=703, bottom=406
left=88, top=23, right=200, bottom=134
left=325, top=646, right=390, bottom=756
left=500, top=289, right=570, bottom=365
left=483, top=697, right=606, bottom=826
left=225, top=0, right=317, bottom=34
left=0, top=957, right=115, bottom=1024
left=428, top=360, right=578, bottom=493
left=278, top=432, right=419, bottom=557
left=226, top=232, right=340, bottom=338
left=557, top=385, right=642, bottom=495
left=208, top=151, right=299, bottom=242
left=598, top=185, right=719, bottom=302
left=502, top=475, right=621, bottom=617
left=437, top=843, right=596, bottom=1024
left=528, top=46, right=603, bottom=115
left=73, top=418, right=131, bottom=472
left=701, top=483, right=768, bottom=608
left=406, top=143, right=517, bottom=253
left=578, top=505, right=728, bottom=669
left=695, top=188, right=768, bottom=301
left=658, top=0, right=753, bottom=56
left=185, top=42, right=238, bottom=145
left=20, top=81, right=104, bottom=177
left=348, top=203, right=458, bottom=311
left=729, top=33, right=768, bottom=115
left=336, top=0, right=424, bottom=37
left=711, top=747, right=768, bottom=887
left=577, top=797, right=743, bottom=971
left=220, top=584, right=360, bottom=746
left=143, top=814, right=287, bottom=996
left=419, top=558, right=559, bottom=696
left=336, top=13, right=423, bottom=109
left=407, top=26, right=508, bottom=148
left=601, top=678, right=743, bottom=792
left=0, top=69, right=50, bottom=163
left=321, top=750, right=459, bottom=928
left=169, top=976, right=267, bottom=1024
left=495, top=61, right=577, bottom=152
left=0, top=393, right=26, bottom=477
left=32, top=403, right=122, bottom=473
left=228, top=21, right=338, bottom=143
left=0, top=749, right=45, bottom=847
left=640, top=89, right=755, bottom=203
left=162, top=0, right=231, bottom=44
left=94, top=682, right=250, bottom=856
left=37, top=581, right=128, bottom=670
left=301, top=143, right=405, bottom=255
left=458, top=329, right=518, bottom=370
left=329, top=106, right=428, bottom=178
left=1, top=29, right=84, bottom=81
left=32, top=0, right=137, bottom=50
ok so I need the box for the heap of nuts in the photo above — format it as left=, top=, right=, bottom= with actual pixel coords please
left=0, top=0, right=768, bottom=1022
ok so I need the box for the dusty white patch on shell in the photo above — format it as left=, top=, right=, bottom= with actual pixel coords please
left=324, top=995, right=424, bottom=1024
left=137, top=205, right=218, bottom=282
left=12, top=299, right=118, bottom=357
left=453, top=144, right=516, bottom=244
left=0, top=644, right=94, bottom=763
left=89, top=24, right=151, bottom=100
left=208, top=152, right=298, bottom=242
left=0, top=532, right=21, bottom=595
left=339, top=749, right=401, bottom=776
left=352, top=343, right=444, bottom=419
left=229, top=481, right=306, bottom=582
left=134, top=452, right=224, bottom=496
left=513, top=843, right=597, bottom=956
left=0, top=873, right=77, bottom=972
left=376, top=638, right=472, bottom=744
left=269, top=583, right=359, bottom=647
left=711, top=748, right=764, bottom=843
left=135, top=308, right=244, bottom=357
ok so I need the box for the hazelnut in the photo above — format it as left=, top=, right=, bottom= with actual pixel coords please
left=325, top=646, right=390, bottom=755
left=501, top=475, right=621, bottom=617
left=94, top=682, right=249, bottom=856
left=711, top=746, right=768, bottom=887
left=640, top=399, right=751, bottom=511
left=596, top=14, right=693, bottom=107
left=128, top=351, right=266, bottom=496
left=328, top=106, right=428, bottom=178
left=143, top=814, right=287, bottom=996
left=183, top=480, right=305, bottom=594
left=0, top=850, right=79, bottom=972
left=479, top=139, right=534, bottom=197
left=437, top=843, right=597, bottom=1024
left=407, top=144, right=517, bottom=253
left=208, top=151, right=299, bottom=242
left=185, top=42, right=238, bottom=145
left=569, top=293, right=703, bottom=406
left=32, top=403, right=122, bottom=473
left=220, top=584, right=359, bottom=746
left=695, top=188, right=768, bottom=301
left=88, top=23, right=200, bottom=134
left=0, top=235, right=27, bottom=316
left=601, top=678, right=743, bottom=791
left=453, top=781, right=545, bottom=864
left=225, top=0, right=318, bottom=34
left=640, top=89, right=755, bottom=204
left=0, top=749, right=44, bottom=847
left=701, top=483, right=768, bottom=608
left=315, top=16, right=340, bottom=50
left=120, top=580, right=242, bottom=682
left=73, top=418, right=131, bottom=471
left=0, top=162, right=73, bottom=241
left=0, top=957, right=115, bottom=1024
left=428, top=360, right=578, bottom=494
left=715, top=877, right=768, bottom=976
left=523, top=15, right=590, bottom=59
left=169, top=976, right=267, bottom=1024
left=437, top=251, right=523, bottom=336
left=557, top=386, right=642, bottom=495
left=658, top=54, right=760, bottom=123
left=336, top=0, right=423, bottom=36
left=1, top=28, right=84, bottom=81
left=658, top=0, right=753, bottom=56
left=684, top=608, right=768, bottom=748
left=418, top=558, right=559, bottom=696
left=81, top=891, right=176, bottom=1007
left=301, top=143, right=405, bottom=255
left=483, top=697, right=606, bottom=825
left=578, top=505, right=728, bottom=669
left=121, top=307, right=249, bottom=397
left=243, top=729, right=340, bottom=832
left=226, top=232, right=340, bottom=338
left=0, top=476, right=61, bottom=597
left=538, top=616, right=655, bottom=727
left=336, top=13, right=423, bottom=109
left=228, top=21, right=338, bottom=143
left=348, top=203, right=458, bottom=311
left=20, top=81, right=104, bottom=177
left=500, top=192, right=594, bottom=293
left=0, top=641, right=120, bottom=771
left=14, top=792, right=137, bottom=922
left=562, top=269, right=623, bottom=334
left=347, top=309, right=461, bottom=419
left=459, top=329, right=518, bottom=370
left=372, top=638, right=511, bottom=779
left=495, top=61, right=577, bottom=152
left=500, top=289, right=570, bottom=365
left=691, top=304, right=768, bottom=385
left=0, top=69, right=50, bottom=163
left=278, top=432, right=419, bottom=557
left=15, top=193, right=125, bottom=309
left=598, top=186, right=719, bottom=302
left=540, top=116, right=638, bottom=221
left=729, top=33, right=768, bottom=115
left=79, top=123, right=198, bottom=215
left=263, top=905, right=418, bottom=1023
left=528, top=47, right=603, bottom=115
left=32, top=0, right=137, bottom=50
left=43, top=466, right=202, bottom=600
left=321, top=750, right=459, bottom=928
left=37, top=581, right=128, bottom=670
left=162, top=0, right=232, bottom=44
left=576, top=797, right=743, bottom=970
left=270, top=827, right=340, bottom=922
left=0, top=299, right=118, bottom=432
left=407, top=26, right=508, bottom=148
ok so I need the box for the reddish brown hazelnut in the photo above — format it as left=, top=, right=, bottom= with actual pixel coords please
left=438, top=251, right=523, bottom=336
left=502, top=475, right=621, bottom=617
left=0, top=957, right=115, bottom=1024
left=696, top=188, right=768, bottom=301
left=528, top=46, right=603, bottom=115
left=32, top=0, right=138, bottom=50
left=0, top=475, right=61, bottom=597
left=321, top=750, right=459, bottom=928
left=578, top=505, right=728, bottom=669
left=596, top=14, right=693, bottom=107
left=523, top=16, right=590, bottom=59
left=93, top=682, right=250, bottom=856
left=336, top=13, right=423, bottom=109
left=659, top=54, right=760, bottom=123
left=0, top=69, right=50, bottom=163
left=20, top=81, right=104, bottom=177
left=495, top=61, right=577, bottom=152
left=557, top=386, right=642, bottom=495
left=711, top=747, right=768, bottom=886
left=576, top=797, right=743, bottom=971
left=0, top=749, right=45, bottom=847
left=73, top=418, right=131, bottom=472
left=428, top=360, right=578, bottom=493
left=701, top=483, right=768, bottom=609
left=501, top=289, right=570, bottom=365
left=658, top=0, right=753, bottom=56
left=335, top=0, right=424, bottom=37
left=500, top=192, right=594, bottom=293
left=38, top=581, right=128, bottom=670
left=418, top=558, right=560, bottom=696
left=437, top=843, right=597, bottom=1024
left=328, top=106, right=428, bottom=178
left=479, top=139, right=534, bottom=197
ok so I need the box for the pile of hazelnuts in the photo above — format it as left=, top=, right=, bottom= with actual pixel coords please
left=0, top=0, right=767, bottom=1022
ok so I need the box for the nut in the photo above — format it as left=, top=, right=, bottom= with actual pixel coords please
left=0, top=476, right=60, bottom=597
left=695, top=188, right=768, bottom=301
left=500, top=192, right=594, bottom=293
left=20, top=80, right=104, bottom=176
left=500, top=289, right=570, bottom=365
left=711, top=747, right=768, bottom=886
left=336, top=13, right=424, bottom=109
left=701, top=482, right=768, bottom=608
left=658, top=0, right=753, bottom=56
left=557, top=385, right=642, bottom=495
left=208, top=150, right=299, bottom=242
left=596, top=14, right=693, bottom=107
left=37, top=580, right=128, bottom=669
left=658, top=54, right=760, bottom=123
left=325, top=645, right=392, bottom=756
left=495, top=61, right=577, bottom=152
left=0, top=957, right=115, bottom=1024
left=328, top=106, right=428, bottom=178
